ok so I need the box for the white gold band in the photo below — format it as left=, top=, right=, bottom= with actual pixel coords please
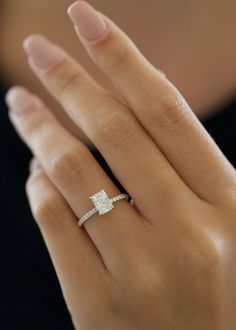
left=78, top=190, right=129, bottom=227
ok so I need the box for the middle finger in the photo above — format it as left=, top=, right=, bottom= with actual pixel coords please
left=22, top=35, right=194, bottom=221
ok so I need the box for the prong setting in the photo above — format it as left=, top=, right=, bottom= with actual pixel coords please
left=90, top=190, right=114, bottom=215
left=78, top=191, right=129, bottom=226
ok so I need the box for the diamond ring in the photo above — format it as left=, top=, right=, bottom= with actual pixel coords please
left=78, top=189, right=129, bottom=227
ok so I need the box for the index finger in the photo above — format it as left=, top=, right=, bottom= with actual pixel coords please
left=67, top=1, right=236, bottom=203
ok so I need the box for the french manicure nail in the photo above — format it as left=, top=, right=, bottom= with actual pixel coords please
left=5, top=87, right=35, bottom=115
left=23, top=34, right=65, bottom=70
left=67, top=1, right=108, bottom=42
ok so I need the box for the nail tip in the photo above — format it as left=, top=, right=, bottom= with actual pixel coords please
left=22, top=34, right=44, bottom=52
left=67, top=2, right=76, bottom=14
left=67, top=1, right=80, bottom=13
left=67, top=1, right=107, bottom=42
left=22, top=38, right=30, bottom=52
left=5, top=86, right=25, bottom=99
left=5, top=86, right=28, bottom=107
left=29, top=158, right=41, bottom=173
left=67, top=1, right=89, bottom=16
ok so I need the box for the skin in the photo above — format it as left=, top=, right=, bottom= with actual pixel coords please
left=0, top=0, right=236, bottom=145
left=4, top=1, right=236, bottom=329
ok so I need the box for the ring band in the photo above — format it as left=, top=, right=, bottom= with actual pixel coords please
left=78, top=189, right=129, bottom=227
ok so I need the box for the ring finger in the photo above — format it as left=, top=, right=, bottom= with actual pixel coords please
left=22, top=34, right=195, bottom=221
left=5, top=86, right=144, bottom=272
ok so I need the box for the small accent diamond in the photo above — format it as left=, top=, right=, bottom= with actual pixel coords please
left=90, top=190, right=114, bottom=215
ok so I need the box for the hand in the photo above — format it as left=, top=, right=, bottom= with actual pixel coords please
left=5, top=1, right=236, bottom=329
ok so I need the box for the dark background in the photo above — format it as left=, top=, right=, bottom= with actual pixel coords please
left=0, top=78, right=235, bottom=329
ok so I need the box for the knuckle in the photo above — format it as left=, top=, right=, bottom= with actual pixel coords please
left=94, top=108, right=137, bottom=150
left=146, top=90, right=191, bottom=132
left=195, top=231, right=227, bottom=277
left=202, top=247, right=222, bottom=274
left=49, top=145, right=88, bottom=184
left=33, top=194, right=61, bottom=231
left=193, top=234, right=229, bottom=307
left=134, top=263, right=162, bottom=295
left=58, top=71, right=83, bottom=98
left=120, top=250, right=163, bottom=295
left=98, top=44, right=134, bottom=71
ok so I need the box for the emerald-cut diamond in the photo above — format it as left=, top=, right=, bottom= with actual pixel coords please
left=90, top=190, right=114, bottom=215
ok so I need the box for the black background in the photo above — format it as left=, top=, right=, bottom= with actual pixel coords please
left=0, top=80, right=235, bottom=329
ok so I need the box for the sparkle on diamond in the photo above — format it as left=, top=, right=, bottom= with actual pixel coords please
left=90, top=190, right=114, bottom=215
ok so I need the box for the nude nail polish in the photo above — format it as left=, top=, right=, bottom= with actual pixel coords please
left=29, top=158, right=41, bottom=173
left=67, top=1, right=108, bottom=42
left=5, top=87, right=34, bottom=114
left=23, top=34, right=65, bottom=70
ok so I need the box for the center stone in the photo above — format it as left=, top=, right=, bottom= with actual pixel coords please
left=90, top=190, right=114, bottom=215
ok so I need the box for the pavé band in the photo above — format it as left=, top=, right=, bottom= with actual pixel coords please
left=78, top=190, right=129, bottom=227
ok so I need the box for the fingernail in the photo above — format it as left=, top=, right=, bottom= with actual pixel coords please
left=23, top=34, right=65, bottom=70
left=5, top=86, right=35, bottom=115
left=29, top=158, right=41, bottom=173
left=67, top=1, right=108, bottom=42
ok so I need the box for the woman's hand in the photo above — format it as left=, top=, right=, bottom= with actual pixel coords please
left=5, top=1, right=236, bottom=329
